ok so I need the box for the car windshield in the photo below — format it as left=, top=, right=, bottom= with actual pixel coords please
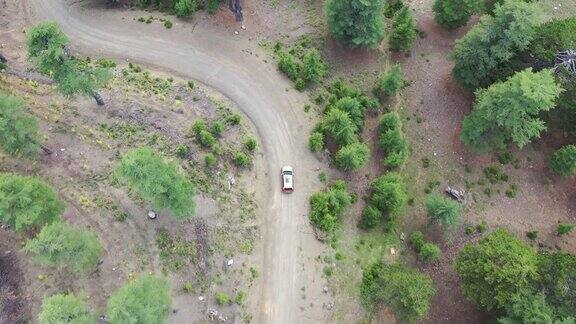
left=283, top=171, right=293, bottom=175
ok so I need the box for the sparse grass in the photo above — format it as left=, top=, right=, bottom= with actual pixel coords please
left=476, top=221, right=488, bottom=233
left=483, top=165, right=508, bottom=184
left=156, top=230, right=197, bottom=272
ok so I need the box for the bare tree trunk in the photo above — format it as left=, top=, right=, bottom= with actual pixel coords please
left=228, top=0, right=243, bottom=22
left=91, top=91, right=105, bottom=106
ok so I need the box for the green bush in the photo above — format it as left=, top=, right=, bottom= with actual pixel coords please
left=384, top=0, right=405, bottom=18
left=455, top=229, right=538, bottom=311
left=335, top=142, right=370, bottom=171
left=358, top=205, right=381, bottom=230
left=175, top=144, right=190, bottom=158
left=277, top=51, right=299, bottom=81
left=483, top=165, right=509, bottom=184
left=451, top=1, right=541, bottom=90
left=204, top=153, right=217, bottom=168
left=373, top=65, right=408, bottom=99
left=419, top=243, right=441, bottom=262
left=476, top=221, right=488, bottom=233
left=215, top=292, right=230, bottom=305
left=0, top=92, right=41, bottom=158
left=361, top=262, right=435, bottom=321
left=190, top=120, right=207, bottom=135
left=187, top=80, right=195, bottom=89
left=24, top=222, right=102, bottom=273
left=309, top=180, right=352, bottom=232
left=461, top=69, right=561, bottom=153
left=409, top=231, right=425, bottom=252
left=368, top=173, right=407, bottom=227
left=198, top=130, right=216, bottom=148
left=107, top=275, right=171, bottom=324
left=301, top=49, right=326, bottom=84
left=433, top=0, right=481, bottom=28
left=378, top=112, right=401, bottom=132
left=227, top=113, right=242, bottom=125
left=295, top=78, right=306, bottom=91
left=309, top=132, right=325, bottom=152
left=326, top=0, right=386, bottom=48
left=557, top=223, right=574, bottom=236
left=389, top=6, right=418, bottom=51
left=528, top=17, right=576, bottom=62
left=499, top=291, right=555, bottom=324
left=535, top=252, right=576, bottom=318
left=206, top=0, right=220, bottom=14
left=233, top=151, right=251, bottom=168
left=550, top=145, right=576, bottom=177
left=244, top=136, right=258, bottom=152
left=321, top=108, right=358, bottom=146
left=235, top=291, right=246, bottom=306
left=426, top=195, right=461, bottom=228
left=39, top=294, right=95, bottom=324
left=210, top=121, right=224, bottom=137
left=174, top=0, right=197, bottom=17
left=163, top=20, right=173, bottom=29
left=380, top=128, right=409, bottom=168
left=116, top=147, right=195, bottom=218
left=0, top=173, right=64, bottom=233
left=332, top=97, right=365, bottom=129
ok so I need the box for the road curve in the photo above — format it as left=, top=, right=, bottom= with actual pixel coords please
left=23, top=0, right=326, bottom=323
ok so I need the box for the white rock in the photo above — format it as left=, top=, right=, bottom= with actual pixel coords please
left=198, top=296, right=205, bottom=301
left=227, top=259, right=234, bottom=266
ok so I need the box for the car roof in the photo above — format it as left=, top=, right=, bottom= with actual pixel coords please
left=283, top=173, right=293, bottom=188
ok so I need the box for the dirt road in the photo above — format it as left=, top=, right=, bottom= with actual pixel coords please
left=22, top=0, right=329, bottom=322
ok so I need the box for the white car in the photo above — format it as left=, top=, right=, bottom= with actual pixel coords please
left=281, top=166, right=294, bottom=193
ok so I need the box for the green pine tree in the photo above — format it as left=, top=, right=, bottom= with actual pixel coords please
left=389, top=6, right=418, bottom=51
left=326, top=0, right=386, bottom=48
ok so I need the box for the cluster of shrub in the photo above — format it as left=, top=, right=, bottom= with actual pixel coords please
left=39, top=275, right=172, bottom=324
left=377, top=112, right=410, bottom=168
left=275, top=40, right=327, bottom=91
left=188, top=115, right=257, bottom=169
left=309, top=80, right=378, bottom=171
left=326, top=0, right=419, bottom=51
left=456, top=229, right=576, bottom=323
left=436, top=0, right=576, bottom=177
left=308, top=180, right=353, bottom=232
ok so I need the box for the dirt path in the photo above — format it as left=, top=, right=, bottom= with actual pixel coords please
left=21, top=0, right=331, bottom=323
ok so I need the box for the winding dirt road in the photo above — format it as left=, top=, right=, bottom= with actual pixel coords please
left=22, top=1, right=328, bottom=323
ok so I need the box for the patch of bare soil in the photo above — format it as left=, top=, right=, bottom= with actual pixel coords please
left=0, top=232, right=27, bottom=324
